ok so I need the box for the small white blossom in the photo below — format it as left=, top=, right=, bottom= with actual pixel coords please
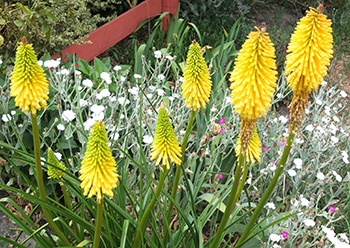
left=79, top=99, right=88, bottom=107
left=303, top=219, right=315, bottom=227
left=340, top=90, right=347, bottom=98
left=332, top=171, right=342, bottom=182
left=324, top=106, right=331, bottom=116
left=315, top=98, right=323, bottom=105
left=300, top=197, right=310, bottom=206
left=154, top=50, right=162, bottom=58
left=277, top=93, right=283, bottom=98
left=37, top=60, right=43, bottom=66
left=157, top=74, right=165, bottom=81
left=339, top=233, right=349, bottom=244
left=92, top=112, right=104, bottom=121
left=279, top=115, right=288, bottom=124
left=118, top=97, right=130, bottom=105
left=269, top=164, right=277, bottom=171
left=120, top=76, right=126, bottom=82
left=146, top=94, right=153, bottom=99
left=329, top=124, right=338, bottom=134
left=317, top=172, right=325, bottom=180
left=91, top=104, right=105, bottom=114
left=100, top=72, right=112, bottom=84
left=269, top=233, right=281, bottom=242
left=266, top=202, right=276, bottom=209
left=111, top=132, right=120, bottom=141
left=2, top=114, right=12, bottom=122
left=331, top=136, right=339, bottom=144
left=180, top=130, right=186, bottom=136
left=59, top=69, right=70, bottom=76
left=295, top=137, right=304, bottom=144
left=61, top=110, right=76, bottom=122
left=149, top=86, right=156, bottom=92
left=287, top=169, right=297, bottom=177
left=294, top=158, right=303, bottom=169
left=316, top=126, right=325, bottom=134
left=143, top=135, right=153, bottom=144
left=273, top=245, right=282, bottom=248
left=305, top=124, right=314, bottom=132
left=321, top=81, right=327, bottom=86
left=75, top=70, right=81, bottom=75
left=211, top=107, right=218, bottom=112
left=44, top=59, right=60, bottom=68
left=134, top=74, right=142, bottom=79
left=322, top=117, right=330, bottom=123
left=54, top=152, right=62, bottom=160
left=82, top=79, right=93, bottom=88
left=57, top=124, right=65, bottom=131
left=128, top=86, right=139, bottom=96
left=333, top=116, right=340, bottom=122
left=305, top=108, right=310, bottom=114
left=113, top=65, right=122, bottom=71
left=96, top=88, right=110, bottom=100
left=156, top=89, right=166, bottom=96
left=322, top=226, right=350, bottom=248
left=110, top=96, right=117, bottom=102
left=83, top=118, right=95, bottom=131
left=120, top=114, right=125, bottom=119
left=166, top=55, right=173, bottom=60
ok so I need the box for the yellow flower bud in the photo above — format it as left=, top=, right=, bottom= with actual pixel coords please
left=236, top=127, right=261, bottom=163
left=47, top=148, right=66, bottom=180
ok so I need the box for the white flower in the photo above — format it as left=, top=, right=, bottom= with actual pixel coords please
left=134, top=74, right=142, bottom=79
left=273, top=245, right=282, bottom=248
left=180, top=130, right=186, bottom=136
left=305, top=124, right=314, bottom=132
left=295, top=137, right=304, bottom=144
left=329, top=124, right=338, bottom=134
left=169, top=96, right=174, bottom=101
left=37, top=60, right=43, bottom=66
left=83, top=118, right=95, bottom=131
left=154, top=50, right=162, bottom=58
left=61, top=110, right=76, bottom=122
left=91, top=104, right=105, bottom=113
left=324, top=106, right=331, bottom=116
left=79, top=99, right=88, bottom=107
left=287, top=169, right=297, bottom=177
left=331, top=136, right=339, bottom=144
left=339, top=233, right=349, bottom=244
left=113, top=65, right=122, bottom=71
left=303, top=219, right=315, bottom=227
left=44, top=59, right=60, bottom=68
left=143, top=135, right=153, bottom=144
left=128, top=86, right=139, bottom=96
left=305, top=108, right=310, bottom=114
left=156, top=89, right=166, bottom=96
left=110, top=96, right=117, bottom=102
left=291, top=199, right=299, bottom=207
left=333, top=116, right=340, bottom=122
left=300, top=197, right=310, bottom=207
left=322, top=117, right=330, bottom=123
left=96, top=88, right=110, bottom=100
left=340, top=90, right=347, bottom=98
left=341, top=151, right=349, bottom=164
left=75, top=70, right=81, bottom=75
left=92, top=112, right=104, bottom=121
left=59, top=69, right=70, bottom=76
left=277, top=93, right=283, bottom=98
left=120, top=76, right=126, bottom=82
left=278, top=115, right=288, bottom=124
left=100, top=72, right=112, bottom=84
left=269, top=233, right=281, bottom=242
left=57, top=124, right=65, bottom=131
left=166, top=55, right=173, bottom=60
left=293, top=158, right=303, bottom=169
left=149, top=86, right=156, bottom=92
left=322, top=226, right=350, bottom=248
left=266, top=202, right=276, bottom=210
left=315, top=98, right=323, bottom=105
left=157, top=74, right=165, bottom=81
left=82, top=79, right=93, bottom=88
left=120, top=114, right=125, bottom=119
left=332, top=171, right=342, bottom=182
left=211, top=107, right=218, bottom=112
left=316, top=172, right=325, bottom=180
left=321, top=81, right=327, bottom=86
left=246, top=178, right=252, bottom=184
left=2, top=114, right=11, bottom=122
left=41, top=157, right=46, bottom=166
left=269, top=164, right=277, bottom=171
left=111, top=132, right=120, bottom=141
left=118, top=97, right=130, bottom=105
left=54, top=152, right=62, bottom=160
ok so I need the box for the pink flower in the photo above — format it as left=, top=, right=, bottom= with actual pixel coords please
left=263, top=147, right=268, bottom=151
left=210, top=138, right=212, bottom=141
left=281, top=231, right=288, bottom=238
left=218, top=174, right=223, bottom=179
left=328, top=206, right=335, bottom=212
left=272, top=161, right=276, bottom=164
left=219, top=118, right=225, bottom=124
left=279, top=141, right=285, bottom=146
left=219, top=129, right=225, bottom=133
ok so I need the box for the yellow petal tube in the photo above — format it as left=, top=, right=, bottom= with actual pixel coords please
left=182, top=40, right=212, bottom=111
left=230, top=27, right=277, bottom=121
left=79, top=121, right=119, bottom=203
left=285, top=5, right=333, bottom=95
left=236, top=127, right=261, bottom=163
left=47, top=148, right=66, bottom=179
left=10, top=37, right=49, bottom=114
left=150, top=107, right=182, bottom=170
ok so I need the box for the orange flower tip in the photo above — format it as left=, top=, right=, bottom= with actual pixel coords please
left=317, top=4, right=323, bottom=13
left=22, top=37, right=27, bottom=45
left=192, top=40, right=197, bottom=45
left=261, top=27, right=266, bottom=33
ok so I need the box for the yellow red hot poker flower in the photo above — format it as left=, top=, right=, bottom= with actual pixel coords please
left=47, top=148, right=66, bottom=180
left=236, top=127, right=262, bottom=163
left=79, top=121, right=119, bottom=203
left=230, top=27, right=277, bottom=154
left=182, top=40, right=212, bottom=111
left=10, top=37, right=49, bottom=114
left=285, top=4, right=333, bottom=129
left=150, top=107, right=182, bottom=170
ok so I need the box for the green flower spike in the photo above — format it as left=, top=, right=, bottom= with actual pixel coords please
left=47, top=148, right=66, bottom=179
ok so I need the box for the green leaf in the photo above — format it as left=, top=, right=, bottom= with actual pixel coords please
left=0, top=18, right=6, bottom=25
left=78, top=59, right=93, bottom=77
left=93, top=57, right=109, bottom=75
left=21, top=5, right=32, bottom=15
left=198, top=193, right=226, bottom=214
left=14, top=20, right=24, bottom=27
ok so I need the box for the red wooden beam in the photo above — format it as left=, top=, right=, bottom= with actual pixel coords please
left=52, top=0, right=179, bottom=61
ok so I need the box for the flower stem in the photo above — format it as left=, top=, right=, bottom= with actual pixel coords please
left=93, top=198, right=104, bottom=248
left=31, top=113, right=70, bottom=246
left=164, top=110, right=196, bottom=244
left=235, top=128, right=296, bottom=247
left=133, top=166, right=167, bottom=248
left=209, top=153, right=245, bottom=248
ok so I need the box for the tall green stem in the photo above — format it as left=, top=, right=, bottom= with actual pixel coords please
left=133, top=167, right=167, bottom=248
left=236, top=127, right=296, bottom=247
left=164, top=110, right=196, bottom=244
left=93, top=199, right=104, bottom=248
left=31, top=113, right=71, bottom=246
left=209, top=154, right=245, bottom=248
left=60, top=183, right=80, bottom=237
